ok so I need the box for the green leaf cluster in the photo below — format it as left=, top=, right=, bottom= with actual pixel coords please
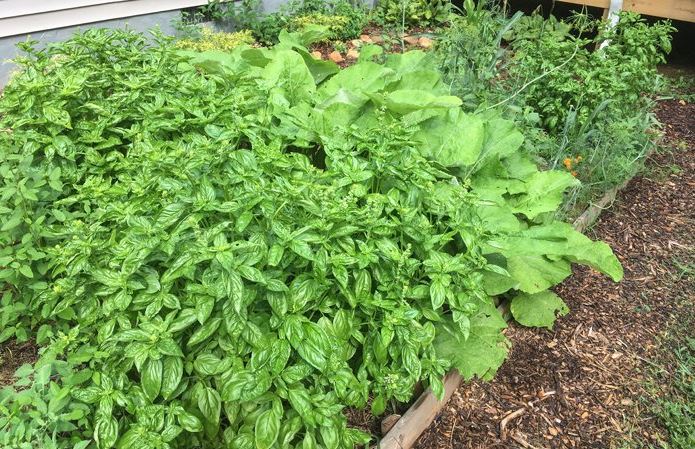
left=508, top=11, right=675, bottom=131
left=230, top=0, right=368, bottom=45
left=436, top=6, right=674, bottom=215
left=0, top=28, right=620, bottom=448
left=288, top=14, right=351, bottom=41
left=374, top=0, right=451, bottom=28
left=175, top=28, right=255, bottom=52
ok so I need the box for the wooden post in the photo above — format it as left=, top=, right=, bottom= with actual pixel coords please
left=599, top=0, right=624, bottom=49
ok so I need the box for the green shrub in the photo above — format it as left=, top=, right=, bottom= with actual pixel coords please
left=508, top=11, right=674, bottom=131
left=506, top=11, right=673, bottom=207
left=228, top=0, right=366, bottom=45
left=436, top=7, right=674, bottom=214
left=0, top=28, right=621, bottom=448
left=289, top=13, right=350, bottom=40
left=374, top=0, right=451, bottom=28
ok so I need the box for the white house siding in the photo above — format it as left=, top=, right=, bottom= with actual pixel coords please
left=0, top=0, right=231, bottom=38
left=0, top=0, right=286, bottom=86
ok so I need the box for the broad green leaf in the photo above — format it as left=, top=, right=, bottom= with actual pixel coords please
left=481, top=269, right=518, bottom=295
left=178, top=49, right=247, bottom=76
left=379, top=89, right=462, bottom=114
left=316, top=62, right=397, bottom=102
left=141, top=358, right=162, bottom=401
left=508, top=171, right=580, bottom=219
left=472, top=118, right=524, bottom=171
left=434, top=299, right=510, bottom=380
left=492, top=222, right=624, bottom=284
left=384, top=50, right=431, bottom=74
left=262, top=50, right=316, bottom=104
left=161, top=356, right=183, bottom=400
left=222, top=370, right=272, bottom=402
left=178, top=411, right=203, bottom=433
left=198, top=387, right=221, bottom=425
left=94, top=414, right=118, bottom=449
left=506, top=254, right=572, bottom=294
left=255, top=408, right=281, bottom=449
left=187, top=317, right=222, bottom=347
left=511, top=291, right=569, bottom=329
left=320, top=424, right=340, bottom=449
left=295, top=47, right=340, bottom=84
left=287, top=387, right=314, bottom=425
left=415, top=109, right=485, bottom=167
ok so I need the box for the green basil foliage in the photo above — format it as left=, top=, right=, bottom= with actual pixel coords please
left=508, top=11, right=675, bottom=131
left=0, top=28, right=621, bottom=448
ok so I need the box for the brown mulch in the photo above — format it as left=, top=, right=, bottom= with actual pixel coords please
left=0, top=339, right=38, bottom=386
left=415, top=99, right=695, bottom=448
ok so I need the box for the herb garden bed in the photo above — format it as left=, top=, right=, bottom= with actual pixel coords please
left=0, top=3, right=688, bottom=449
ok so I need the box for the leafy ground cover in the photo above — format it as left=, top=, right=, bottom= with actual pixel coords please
left=0, top=25, right=623, bottom=449
left=650, top=332, right=695, bottom=449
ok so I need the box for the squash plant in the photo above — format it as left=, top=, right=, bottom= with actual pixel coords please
left=0, top=29, right=621, bottom=449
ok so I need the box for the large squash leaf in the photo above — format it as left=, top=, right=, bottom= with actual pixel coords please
left=511, top=291, right=569, bottom=329
left=262, top=49, right=316, bottom=104
left=372, top=89, right=462, bottom=114
left=316, top=62, right=397, bottom=102
left=506, top=254, right=572, bottom=294
left=474, top=118, right=525, bottom=170
left=434, top=299, right=510, bottom=381
left=415, top=109, right=485, bottom=167
left=508, top=170, right=580, bottom=219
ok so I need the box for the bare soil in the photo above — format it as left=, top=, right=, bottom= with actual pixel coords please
left=0, top=338, right=37, bottom=386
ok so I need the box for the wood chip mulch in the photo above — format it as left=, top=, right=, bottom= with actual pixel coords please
left=415, top=98, right=694, bottom=449
left=0, top=339, right=37, bottom=386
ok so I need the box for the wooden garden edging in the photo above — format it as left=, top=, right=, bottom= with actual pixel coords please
left=377, top=183, right=630, bottom=449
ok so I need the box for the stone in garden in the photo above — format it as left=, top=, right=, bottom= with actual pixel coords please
left=328, top=51, right=344, bottom=63
left=351, top=39, right=362, bottom=47
left=403, top=35, right=419, bottom=45
left=359, top=34, right=372, bottom=43
left=346, top=49, right=360, bottom=60
left=371, top=35, right=384, bottom=44
left=418, top=36, right=434, bottom=48
left=310, top=50, right=323, bottom=59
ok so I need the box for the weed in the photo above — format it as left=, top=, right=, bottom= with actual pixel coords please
left=654, top=338, right=695, bottom=449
